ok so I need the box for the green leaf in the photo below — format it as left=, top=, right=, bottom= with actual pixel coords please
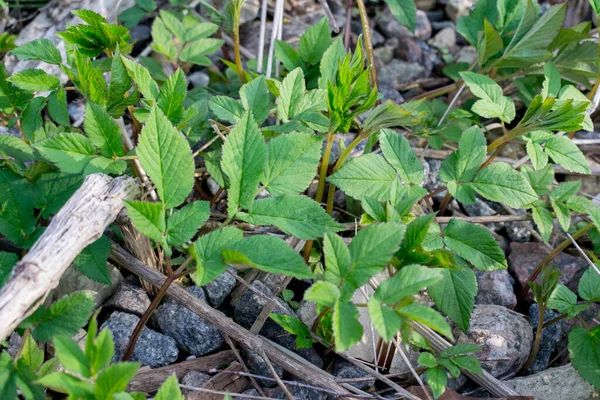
left=418, top=352, right=438, bottom=368
left=94, top=362, right=141, bottom=400
left=166, top=201, right=210, bottom=247
left=578, top=267, right=600, bottom=302
left=33, top=173, right=83, bottom=218
left=0, top=251, right=18, bottom=287
left=275, top=40, right=303, bottom=72
left=398, top=304, right=453, bottom=340
left=121, top=55, right=160, bottom=101
left=379, top=128, right=423, bottom=185
left=522, top=164, right=554, bottom=196
left=48, top=87, right=70, bottom=126
left=157, top=69, right=187, bottom=125
left=240, top=76, right=270, bottom=125
left=428, top=262, right=477, bottom=332
left=550, top=181, right=581, bottom=203
left=19, top=334, right=43, bottom=371
left=239, top=195, right=342, bottom=240
left=374, top=265, right=442, bottom=304
left=276, top=68, right=305, bottom=122
left=73, top=235, right=112, bottom=284
left=33, top=133, right=96, bottom=173
left=89, top=329, right=114, bottom=375
left=20, top=96, right=45, bottom=140
left=470, top=162, right=538, bottom=208
left=36, top=372, right=94, bottom=397
left=451, top=355, right=483, bottom=375
left=137, top=106, right=195, bottom=208
left=427, top=367, right=448, bottom=399
left=304, top=281, right=340, bottom=307
left=7, top=69, right=60, bottom=92
left=84, top=102, right=125, bottom=157
left=569, top=326, right=600, bottom=390
left=262, top=132, right=323, bottom=196
left=52, top=335, right=91, bottom=378
left=399, top=213, right=437, bottom=255
left=0, top=169, right=35, bottom=245
left=441, top=343, right=481, bottom=357
left=542, top=61, right=561, bottom=98
left=10, top=39, right=62, bottom=64
left=545, top=135, right=590, bottom=174
left=548, top=284, right=588, bottom=317
left=222, top=235, right=313, bottom=279
left=460, top=72, right=515, bottom=122
left=333, top=300, right=362, bottom=352
left=368, top=296, right=403, bottom=342
left=209, top=96, right=244, bottom=124
left=591, top=0, right=600, bottom=14
left=319, top=37, right=346, bottom=89
left=269, top=314, right=313, bottom=349
left=124, top=200, right=166, bottom=244
left=108, top=46, right=133, bottom=117
left=328, top=153, right=397, bottom=201
left=0, top=135, right=35, bottom=162
left=477, top=19, right=503, bottom=65
left=384, top=0, right=417, bottom=32
left=298, top=17, right=331, bottom=65
left=154, top=375, right=184, bottom=400
left=84, top=156, right=127, bottom=175
left=221, top=110, right=266, bottom=215
left=532, top=206, right=553, bottom=242
left=526, top=141, right=548, bottom=170
left=32, top=292, right=94, bottom=342
left=552, top=200, right=571, bottom=232
left=443, top=219, right=507, bottom=271
left=190, top=227, right=243, bottom=286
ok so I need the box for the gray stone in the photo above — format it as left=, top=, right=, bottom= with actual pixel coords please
left=130, top=25, right=152, bottom=53
left=351, top=20, right=385, bottom=47
left=239, top=0, right=259, bottom=24
left=105, top=280, right=151, bottom=316
left=456, top=46, right=478, bottom=64
left=462, top=198, right=504, bottom=232
left=415, top=11, right=433, bottom=40
left=234, top=281, right=323, bottom=368
left=423, top=159, right=446, bottom=201
left=445, top=0, right=474, bottom=23
left=505, top=364, right=598, bottom=400
left=456, top=305, right=533, bottom=377
left=187, top=71, right=209, bottom=87
left=506, top=221, right=533, bottom=243
left=374, top=44, right=396, bottom=65
left=203, top=267, right=237, bottom=307
left=101, top=311, right=178, bottom=368
left=332, top=359, right=375, bottom=390
left=475, top=270, right=517, bottom=309
left=181, top=370, right=211, bottom=393
left=52, top=264, right=123, bottom=308
left=429, top=27, right=457, bottom=50
left=390, top=345, right=421, bottom=375
left=377, top=60, right=426, bottom=89
left=240, top=389, right=260, bottom=399
left=68, top=101, right=85, bottom=122
left=377, top=10, right=431, bottom=41
left=527, top=304, right=562, bottom=374
left=272, top=380, right=326, bottom=400
left=156, top=286, right=224, bottom=356
left=242, top=348, right=282, bottom=387
left=7, top=332, right=21, bottom=358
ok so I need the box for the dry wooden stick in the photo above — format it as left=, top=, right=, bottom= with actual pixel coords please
left=262, top=350, right=294, bottom=399
left=109, top=243, right=354, bottom=397
left=188, top=362, right=250, bottom=400
left=223, top=334, right=266, bottom=396
left=0, top=174, right=138, bottom=341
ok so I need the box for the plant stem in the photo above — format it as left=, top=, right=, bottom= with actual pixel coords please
left=325, top=133, right=364, bottom=215
left=486, top=125, right=528, bottom=153
left=355, top=0, right=376, bottom=88
left=233, top=27, right=247, bottom=84
left=521, top=304, right=545, bottom=373
left=543, top=313, right=568, bottom=328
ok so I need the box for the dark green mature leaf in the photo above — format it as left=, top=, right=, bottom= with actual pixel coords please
left=374, top=265, right=442, bottom=304
left=579, top=267, right=600, bottom=302
left=209, top=96, right=244, bottom=124
left=137, top=106, right=194, bottom=208
left=36, top=371, right=94, bottom=398
left=328, top=154, right=397, bottom=201
left=7, top=69, right=60, bottom=92
left=33, top=173, right=83, bottom=218
left=20, top=96, right=45, bottom=141
left=10, top=39, right=62, bottom=64
left=121, top=55, right=160, bottom=101
left=223, top=235, right=312, bottom=279
left=124, top=200, right=166, bottom=244
left=157, top=69, right=187, bottom=125
left=368, top=296, right=403, bottom=342
left=333, top=300, right=362, bottom=352
left=240, top=76, right=270, bottom=124
left=221, top=111, right=266, bottom=216
left=456, top=0, right=498, bottom=46
left=379, top=128, right=423, bottom=185
left=460, top=72, right=515, bottom=122
left=452, top=355, right=483, bottom=375
left=166, top=201, right=210, bottom=247
left=34, top=133, right=96, bottom=173
left=545, top=136, right=591, bottom=174
left=108, top=46, right=134, bottom=117
left=84, top=102, right=125, bottom=158
left=0, top=135, right=35, bottom=162
left=443, top=219, right=507, bottom=271
left=262, top=132, right=323, bottom=196
left=428, top=263, right=477, bottom=332
left=191, top=227, right=243, bottom=286
left=48, top=87, right=70, bottom=127
left=0, top=251, right=18, bottom=287
left=522, top=164, right=554, bottom=196
left=73, top=235, right=112, bottom=284
left=32, top=292, right=95, bottom=342
left=384, top=0, right=417, bottom=32
left=0, top=169, right=35, bottom=245
left=470, top=162, right=538, bottom=208
left=239, top=195, right=342, bottom=239
left=477, top=19, right=503, bottom=66
left=319, top=37, right=346, bottom=89
left=298, top=17, right=331, bottom=65
left=569, top=326, right=600, bottom=390
left=269, top=314, right=313, bottom=349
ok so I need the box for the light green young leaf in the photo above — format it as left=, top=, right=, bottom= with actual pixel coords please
left=374, top=265, right=442, bottom=304
left=36, top=371, right=94, bottom=397
left=276, top=68, right=305, bottom=122
left=19, top=334, right=44, bottom=371
left=418, top=352, right=438, bottom=368
left=94, top=362, right=141, bottom=400
left=328, top=154, right=397, bottom=201
left=451, top=355, right=483, bottom=375
left=319, top=37, right=346, bottom=89
left=73, top=235, right=112, bottom=284
left=223, top=235, right=312, bottom=279
left=240, top=76, right=270, bottom=124
left=124, top=200, right=166, bottom=243
left=333, top=300, right=363, bottom=352
left=190, top=227, right=244, bottom=286
left=398, top=304, right=453, bottom=340
left=545, top=135, right=591, bottom=174
left=368, top=296, right=403, bottom=342
left=532, top=206, right=554, bottom=242
left=157, top=69, right=187, bottom=125
left=323, top=232, right=351, bottom=283
left=568, top=326, right=600, bottom=390
left=84, top=102, right=125, bottom=157
left=552, top=201, right=571, bottom=231
left=460, top=72, right=515, bottom=122
left=548, top=284, right=588, bottom=317
left=84, top=156, right=127, bottom=175
left=427, top=367, right=447, bottom=399
left=262, top=132, right=323, bottom=196
left=53, top=335, right=91, bottom=378
left=32, top=292, right=95, bottom=342
left=221, top=110, right=266, bottom=216
left=379, top=128, right=423, bottom=185
left=160, top=10, right=186, bottom=41
left=440, top=126, right=487, bottom=185
left=33, top=133, right=96, bottom=173
left=121, top=55, right=160, bottom=101
left=384, top=0, right=417, bottom=32
left=443, top=218, right=507, bottom=271
left=10, top=39, right=62, bottom=64
left=209, top=96, right=244, bottom=124
left=591, top=0, right=600, bottom=14
left=166, top=201, right=210, bottom=247
left=239, top=195, right=342, bottom=240
left=154, top=375, right=184, bottom=400
left=304, top=281, right=340, bottom=307
left=526, top=140, right=548, bottom=170
left=470, top=162, right=538, bottom=208
left=137, top=106, right=194, bottom=208
left=542, top=61, right=561, bottom=98
left=578, top=267, right=600, bottom=302
left=522, top=164, right=554, bottom=196
left=7, top=69, right=60, bottom=92
left=269, top=314, right=313, bottom=349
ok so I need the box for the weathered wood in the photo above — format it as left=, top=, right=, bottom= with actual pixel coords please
left=128, top=350, right=236, bottom=393
left=188, top=362, right=250, bottom=400
left=0, top=174, right=138, bottom=341
left=108, top=242, right=355, bottom=398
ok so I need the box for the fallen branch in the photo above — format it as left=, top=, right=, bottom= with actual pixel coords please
left=0, top=174, right=138, bottom=341
left=188, top=362, right=250, bottom=400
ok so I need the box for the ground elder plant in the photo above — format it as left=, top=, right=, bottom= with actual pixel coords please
left=1, top=0, right=600, bottom=398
